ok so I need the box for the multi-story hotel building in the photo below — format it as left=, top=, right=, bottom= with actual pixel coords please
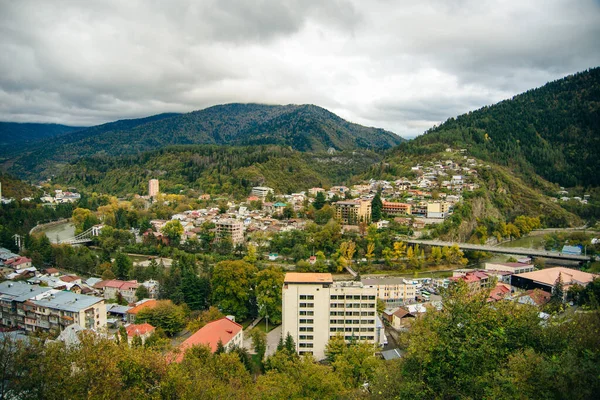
left=215, top=218, right=244, bottom=245
left=334, top=199, right=372, bottom=225
left=382, top=201, right=412, bottom=216
left=361, top=277, right=418, bottom=307
left=0, top=281, right=106, bottom=332
left=282, top=273, right=378, bottom=360
left=426, top=201, right=450, bottom=218
left=148, top=179, right=160, bottom=197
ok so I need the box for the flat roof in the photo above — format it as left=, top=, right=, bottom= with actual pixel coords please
left=362, top=277, right=411, bottom=286
left=284, top=272, right=333, bottom=284
left=32, top=291, right=103, bottom=312
left=0, top=281, right=51, bottom=302
left=515, top=267, right=597, bottom=286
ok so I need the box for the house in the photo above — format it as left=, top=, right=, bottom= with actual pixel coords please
left=94, top=279, right=139, bottom=303
left=126, top=323, right=156, bottom=345
left=383, top=307, right=415, bottom=330
left=4, top=256, right=32, bottom=269
left=60, top=275, right=82, bottom=285
left=487, top=283, right=511, bottom=302
left=126, top=299, right=158, bottom=323
left=45, top=268, right=60, bottom=276
left=516, top=289, right=551, bottom=307
left=173, top=317, right=243, bottom=362
left=485, top=262, right=534, bottom=275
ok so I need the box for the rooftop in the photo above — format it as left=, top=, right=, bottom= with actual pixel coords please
left=127, top=299, right=158, bottom=315
left=515, top=267, right=597, bottom=287
left=284, top=272, right=333, bottom=284
left=175, top=317, right=242, bottom=361
left=0, top=281, right=51, bottom=302
left=126, top=323, right=155, bottom=337
left=32, top=291, right=104, bottom=312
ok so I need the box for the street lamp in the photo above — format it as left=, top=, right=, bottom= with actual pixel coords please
left=265, top=314, right=269, bottom=332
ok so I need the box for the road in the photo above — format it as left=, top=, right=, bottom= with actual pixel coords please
left=406, top=239, right=591, bottom=261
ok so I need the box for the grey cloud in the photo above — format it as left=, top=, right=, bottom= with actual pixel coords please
left=0, top=0, right=598, bottom=137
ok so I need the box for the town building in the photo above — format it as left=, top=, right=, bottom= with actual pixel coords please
left=485, top=262, right=534, bottom=275
left=361, top=277, right=417, bottom=307
left=282, top=273, right=378, bottom=360
left=334, top=199, right=372, bottom=225
left=173, top=317, right=243, bottom=362
left=382, top=202, right=412, bottom=216
left=148, top=179, right=160, bottom=197
left=215, top=218, right=244, bottom=245
left=511, top=267, right=598, bottom=294
left=426, top=202, right=450, bottom=218
left=93, top=280, right=139, bottom=304
left=0, top=281, right=106, bottom=332
left=126, top=299, right=158, bottom=324
left=250, top=186, right=274, bottom=199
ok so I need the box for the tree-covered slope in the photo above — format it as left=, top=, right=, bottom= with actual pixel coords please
left=400, top=67, right=600, bottom=187
left=0, top=122, right=82, bottom=154
left=53, top=145, right=381, bottom=197
left=7, top=104, right=403, bottom=179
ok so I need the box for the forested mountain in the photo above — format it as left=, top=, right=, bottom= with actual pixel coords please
left=399, top=67, right=600, bottom=187
left=54, top=145, right=381, bottom=197
left=5, top=104, right=403, bottom=179
left=0, top=122, right=82, bottom=154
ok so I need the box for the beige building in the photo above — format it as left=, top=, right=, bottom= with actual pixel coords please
left=148, top=179, right=160, bottom=197
left=251, top=186, right=274, bottom=199
left=0, top=281, right=106, bottom=332
left=485, top=262, right=534, bottom=275
left=334, top=199, right=372, bottom=225
left=215, top=219, right=244, bottom=245
left=362, top=277, right=417, bottom=307
left=282, top=273, right=378, bottom=360
left=426, top=202, right=450, bottom=218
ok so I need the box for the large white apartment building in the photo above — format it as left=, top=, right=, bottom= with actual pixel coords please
left=282, top=273, right=378, bottom=360
left=362, top=277, right=418, bottom=307
left=250, top=186, right=274, bottom=199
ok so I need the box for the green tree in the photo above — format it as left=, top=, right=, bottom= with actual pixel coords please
left=249, top=328, right=267, bottom=361
left=135, top=300, right=187, bottom=336
left=211, top=260, right=257, bottom=320
left=113, top=252, right=132, bottom=280
left=313, top=191, right=326, bottom=210
left=135, top=285, right=150, bottom=301
left=371, top=190, right=383, bottom=222
left=255, top=267, right=285, bottom=324
left=161, top=220, right=184, bottom=245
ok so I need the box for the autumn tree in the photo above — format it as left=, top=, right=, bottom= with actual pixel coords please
left=211, top=260, right=257, bottom=320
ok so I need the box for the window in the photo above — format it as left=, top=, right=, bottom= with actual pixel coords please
left=299, top=303, right=314, bottom=308
left=299, top=343, right=313, bottom=348
left=299, top=327, right=314, bottom=332
left=299, top=311, right=314, bottom=316
left=299, top=319, right=313, bottom=324
left=330, top=295, right=338, bottom=300
left=300, top=295, right=314, bottom=300
left=299, top=335, right=313, bottom=340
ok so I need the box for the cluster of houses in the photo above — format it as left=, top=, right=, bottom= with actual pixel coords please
left=40, top=189, right=81, bottom=204
left=555, top=188, right=590, bottom=204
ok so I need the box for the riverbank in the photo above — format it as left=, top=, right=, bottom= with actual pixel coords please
left=29, top=218, right=71, bottom=235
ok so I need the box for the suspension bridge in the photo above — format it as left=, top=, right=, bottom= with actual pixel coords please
left=59, top=225, right=104, bottom=245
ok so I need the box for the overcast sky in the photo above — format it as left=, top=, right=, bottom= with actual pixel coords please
left=1, top=0, right=599, bottom=137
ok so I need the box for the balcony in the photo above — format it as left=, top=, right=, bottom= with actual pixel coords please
left=17, top=309, right=25, bottom=316
left=37, top=320, right=50, bottom=329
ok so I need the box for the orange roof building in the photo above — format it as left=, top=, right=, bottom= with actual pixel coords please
left=173, top=317, right=243, bottom=362
left=284, top=272, right=333, bottom=284
left=512, top=267, right=598, bottom=293
left=126, top=299, right=158, bottom=323
left=126, top=323, right=155, bottom=345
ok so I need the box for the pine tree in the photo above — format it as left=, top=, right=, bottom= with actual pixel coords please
left=313, top=191, right=326, bottom=210
left=371, top=191, right=383, bottom=222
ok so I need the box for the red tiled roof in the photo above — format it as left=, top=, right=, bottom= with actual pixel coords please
left=126, top=323, right=155, bottom=337
left=5, top=257, right=31, bottom=266
left=127, top=299, right=158, bottom=315
left=60, top=275, right=81, bottom=283
left=174, top=317, right=242, bottom=362
left=94, top=279, right=139, bottom=291
left=45, top=268, right=59, bottom=274
left=392, top=308, right=415, bottom=319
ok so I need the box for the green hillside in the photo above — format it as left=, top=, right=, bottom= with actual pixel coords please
left=399, top=67, right=600, bottom=187
left=53, top=145, right=381, bottom=197
left=7, top=104, right=403, bottom=179
left=0, top=122, right=82, bottom=156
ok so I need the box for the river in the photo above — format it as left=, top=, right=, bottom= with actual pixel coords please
left=37, top=221, right=76, bottom=243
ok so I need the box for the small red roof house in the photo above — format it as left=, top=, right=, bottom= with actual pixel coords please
left=126, top=323, right=156, bottom=345
left=247, top=196, right=260, bottom=202
left=172, top=317, right=243, bottom=362
left=126, top=299, right=158, bottom=323
left=45, top=267, right=60, bottom=276
left=60, top=275, right=82, bottom=284
left=5, top=256, right=32, bottom=269
left=487, top=283, right=511, bottom=302
left=517, top=289, right=552, bottom=307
